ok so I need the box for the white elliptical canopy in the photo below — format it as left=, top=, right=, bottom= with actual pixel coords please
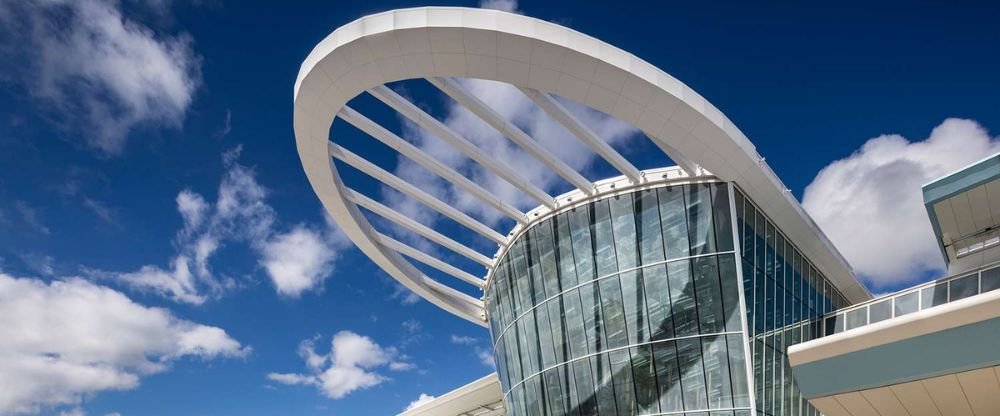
left=293, top=7, right=870, bottom=326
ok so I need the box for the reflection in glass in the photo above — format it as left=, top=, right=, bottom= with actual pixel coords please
left=484, top=183, right=838, bottom=416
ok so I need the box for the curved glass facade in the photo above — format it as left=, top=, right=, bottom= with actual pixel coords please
left=734, top=189, right=849, bottom=416
left=485, top=182, right=752, bottom=416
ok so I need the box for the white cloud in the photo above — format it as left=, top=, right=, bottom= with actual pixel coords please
left=390, top=283, right=421, bottom=306
left=57, top=409, right=84, bottom=416
left=261, top=226, right=337, bottom=298
left=476, top=346, right=495, bottom=369
left=803, top=118, right=1000, bottom=288
left=390, top=79, right=637, bottom=229
left=266, top=331, right=414, bottom=400
left=95, top=149, right=348, bottom=302
left=0, top=0, right=200, bottom=154
left=14, top=202, right=49, bottom=236
left=448, top=335, right=494, bottom=368
left=449, top=335, right=477, bottom=345
left=479, top=0, right=519, bottom=13
left=0, top=272, right=247, bottom=415
left=404, top=393, right=436, bottom=411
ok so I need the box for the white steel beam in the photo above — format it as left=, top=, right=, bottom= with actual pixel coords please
left=429, top=77, right=594, bottom=194
left=337, top=106, right=525, bottom=227
left=367, top=85, right=555, bottom=209
left=328, top=142, right=506, bottom=245
left=518, top=87, right=643, bottom=183
left=344, top=188, right=493, bottom=267
left=375, top=232, right=484, bottom=287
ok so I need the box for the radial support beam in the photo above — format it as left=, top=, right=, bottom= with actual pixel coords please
left=518, top=87, right=643, bottom=183
left=375, top=232, right=484, bottom=287
left=428, top=77, right=594, bottom=194
left=337, top=106, right=525, bottom=227
left=344, top=188, right=493, bottom=267
left=328, top=142, right=506, bottom=246
left=648, top=139, right=700, bottom=177
left=368, top=85, right=555, bottom=209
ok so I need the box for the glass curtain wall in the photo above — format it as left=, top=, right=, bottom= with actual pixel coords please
left=733, top=188, right=849, bottom=416
left=485, top=182, right=752, bottom=416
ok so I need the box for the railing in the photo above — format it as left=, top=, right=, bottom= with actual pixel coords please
left=822, top=264, right=1000, bottom=335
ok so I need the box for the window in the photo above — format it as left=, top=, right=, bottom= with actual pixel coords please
left=949, top=274, right=978, bottom=301
left=894, top=291, right=919, bottom=317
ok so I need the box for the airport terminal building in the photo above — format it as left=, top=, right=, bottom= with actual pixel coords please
left=293, top=7, right=1000, bottom=416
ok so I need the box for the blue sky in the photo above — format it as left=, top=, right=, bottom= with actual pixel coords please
left=0, top=0, right=998, bottom=415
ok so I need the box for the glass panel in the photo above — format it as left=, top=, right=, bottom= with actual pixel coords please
left=921, top=282, right=948, bottom=309
left=534, top=304, right=556, bottom=369
left=654, top=341, right=684, bottom=412
left=693, top=255, right=725, bottom=333
left=869, top=299, right=892, bottom=324
left=569, top=206, right=596, bottom=284
left=687, top=184, right=718, bottom=255
left=632, top=346, right=660, bottom=414
left=658, top=186, right=690, bottom=260
left=544, top=369, right=566, bottom=416
left=599, top=276, right=628, bottom=348
left=703, top=336, right=735, bottom=409
left=845, top=307, right=867, bottom=330
left=645, top=265, right=674, bottom=341
left=593, top=199, right=619, bottom=277
left=592, top=354, right=618, bottom=416
left=573, top=359, right=597, bottom=415
left=579, top=283, right=605, bottom=355
left=712, top=183, right=735, bottom=253
left=726, top=334, right=751, bottom=408
left=610, top=349, right=636, bottom=416
left=620, top=270, right=648, bottom=344
left=719, top=255, right=743, bottom=332
left=949, top=274, right=978, bottom=301
left=668, top=260, right=700, bottom=337
left=982, top=267, right=1000, bottom=292
left=894, top=291, right=919, bottom=317
left=677, top=338, right=708, bottom=411
left=637, top=189, right=666, bottom=264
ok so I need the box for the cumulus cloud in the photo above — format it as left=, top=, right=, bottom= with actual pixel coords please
left=267, top=331, right=414, bottom=400
left=0, top=0, right=200, bottom=154
left=404, top=393, right=436, bottom=411
left=93, top=148, right=348, bottom=302
left=0, top=272, right=247, bottom=415
left=260, top=226, right=337, bottom=297
left=803, top=118, right=1000, bottom=288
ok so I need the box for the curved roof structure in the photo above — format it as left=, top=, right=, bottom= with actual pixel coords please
left=293, top=7, right=870, bottom=326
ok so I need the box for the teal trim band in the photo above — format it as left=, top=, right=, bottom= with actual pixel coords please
left=792, top=316, right=1000, bottom=398
left=921, top=152, right=1000, bottom=265
left=923, top=153, right=1000, bottom=205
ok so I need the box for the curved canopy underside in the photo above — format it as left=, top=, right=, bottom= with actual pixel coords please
left=293, top=7, right=870, bottom=326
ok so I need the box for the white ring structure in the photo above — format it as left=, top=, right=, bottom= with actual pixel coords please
left=293, top=7, right=870, bottom=326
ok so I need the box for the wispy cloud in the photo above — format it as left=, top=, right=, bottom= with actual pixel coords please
left=14, top=202, right=50, bottom=236
left=214, top=109, right=232, bottom=139
left=91, top=147, right=349, bottom=303
left=0, top=0, right=200, bottom=155
left=803, top=118, right=1000, bottom=288
left=448, top=334, right=494, bottom=368
left=479, top=0, right=519, bottom=13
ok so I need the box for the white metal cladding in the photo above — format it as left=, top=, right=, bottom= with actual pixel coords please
left=293, top=7, right=871, bottom=326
